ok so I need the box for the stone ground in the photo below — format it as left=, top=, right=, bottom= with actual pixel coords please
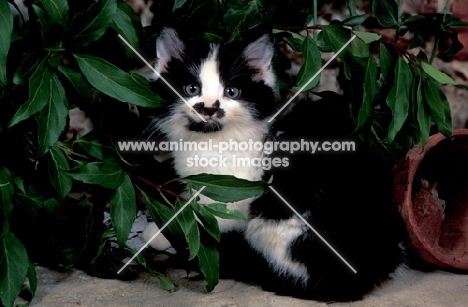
left=24, top=265, right=468, bottom=307
left=20, top=211, right=468, bottom=307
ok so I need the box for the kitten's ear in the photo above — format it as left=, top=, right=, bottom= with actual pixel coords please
left=155, top=28, right=185, bottom=74
left=243, top=35, right=276, bottom=86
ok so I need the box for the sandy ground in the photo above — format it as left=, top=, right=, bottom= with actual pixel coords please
left=26, top=265, right=467, bottom=307
left=18, top=212, right=468, bottom=306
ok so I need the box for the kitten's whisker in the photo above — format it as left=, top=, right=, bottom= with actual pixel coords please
left=230, top=61, right=249, bottom=77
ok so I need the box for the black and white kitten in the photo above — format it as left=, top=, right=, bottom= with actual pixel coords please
left=142, top=28, right=279, bottom=247
left=143, top=28, right=403, bottom=302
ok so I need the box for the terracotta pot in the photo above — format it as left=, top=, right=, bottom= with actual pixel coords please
left=394, top=129, right=468, bottom=271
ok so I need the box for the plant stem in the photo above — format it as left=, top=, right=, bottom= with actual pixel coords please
left=313, top=0, right=318, bottom=38
left=444, top=0, right=451, bottom=10
left=347, top=0, right=358, bottom=30
left=397, top=0, right=402, bottom=25
left=275, top=25, right=321, bottom=31
left=394, top=0, right=402, bottom=45
left=129, top=172, right=187, bottom=202
left=429, top=37, right=440, bottom=64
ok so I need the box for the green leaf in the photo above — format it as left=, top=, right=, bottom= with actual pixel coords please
left=421, top=62, right=457, bottom=85
left=184, top=173, right=264, bottom=203
left=192, top=202, right=220, bottom=242
left=13, top=192, right=44, bottom=218
left=74, top=54, right=161, bottom=107
left=197, top=235, right=219, bottom=292
left=204, top=203, right=246, bottom=221
left=173, top=0, right=188, bottom=11
left=443, top=16, right=468, bottom=29
left=321, top=25, right=366, bottom=68
left=0, top=0, right=13, bottom=85
left=421, top=62, right=468, bottom=89
left=110, top=174, right=136, bottom=247
left=67, top=0, right=117, bottom=46
left=68, top=159, right=125, bottom=189
left=0, top=232, right=29, bottom=307
left=139, top=188, right=186, bottom=250
left=0, top=167, right=14, bottom=221
left=321, top=25, right=349, bottom=56
left=408, top=29, right=425, bottom=49
left=223, top=0, right=277, bottom=43
left=32, top=4, right=52, bottom=45
left=294, top=35, right=322, bottom=92
left=314, top=31, right=331, bottom=52
left=72, top=131, right=124, bottom=162
left=379, top=42, right=394, bottom=81
left=372, top=0, right=398, bottom=27
left=46, top=146, right=72, bottom=199
left=35, top=71, right=69, bottom=157
left=91, top=228, right=115, bottom=264
left=343, top=14, right=369, bottom=27
left=57, top=65, right=94, bottom=107
left=116, top=1, right=142, bottom=25
left=130, top=248, right=175, bottom=292
left=403, top=15, right=425, bottom=24
left=26, top=260, right=38, bottom=299
left=415, top=77, right=431, bottom=147
left=423, top=76, right=452, bottom=138
left=356, top=55, right=378, bottom=130
left=38, top=0, right=69, bottom=25
left=386, top=57, right=412, bottom=143
left=150, top=270, right=176, bottom=292
left=111, top=3, right=139, bottom=49
left=13, top=176, right=26, bottom=193
left=8, top=59, right=49, bottom=127
left=353, top=30, right=381, bottom=44
left=174, top=199, right=200, bottom=260
left=13, top=52, right=43, bottom=85
left=273, top=30, right=304, bottom=52
left=43, top=198, right=60, bottom=214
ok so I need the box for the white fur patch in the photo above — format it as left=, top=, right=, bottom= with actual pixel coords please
left=199, top=46, right=223, bottom=107
left=243, top=35, right=277, bottom=91
left=245, top=217, right=310, bottom=284
left=154, top=28, right=185, bottom=76
left=142, top=222, right=172, bottom=251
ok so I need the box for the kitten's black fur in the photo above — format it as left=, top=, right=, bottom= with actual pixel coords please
left=247, top=100, right=404, bottom=301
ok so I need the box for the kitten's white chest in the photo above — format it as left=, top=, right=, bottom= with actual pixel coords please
left=173, top=131, right=267, bottom=232
left=173, top=139, right=265, bottom=181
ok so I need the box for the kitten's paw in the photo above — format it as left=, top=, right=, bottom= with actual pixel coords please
left=142, top=222, right=172, bottom=250
left=245, top=217, right=309, bottom=284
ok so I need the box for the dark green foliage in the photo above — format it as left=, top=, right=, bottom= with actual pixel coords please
left=0, top=0, right=467, bottom=306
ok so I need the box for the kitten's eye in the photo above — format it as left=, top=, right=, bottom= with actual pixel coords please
left=224, top=86, right=240, bottom=99
left=183, top=84, right=201, bottom=96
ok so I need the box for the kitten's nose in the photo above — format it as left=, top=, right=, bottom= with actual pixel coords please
left=204, top=101, right=220, bottom=116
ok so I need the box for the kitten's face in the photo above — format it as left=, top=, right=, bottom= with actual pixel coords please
left=153, top=28, right=278, bottom=136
